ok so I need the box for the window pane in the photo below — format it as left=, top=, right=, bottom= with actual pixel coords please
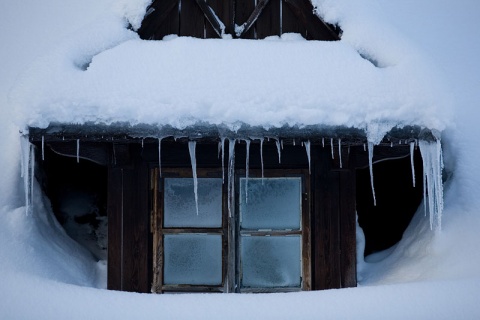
left=241, top=236, right=301, bottom=288
left=164, top=178, right=222, bottom=228
left=164, top=234, right=222, bottom=285
left=240, top=178, right=301, bottom=230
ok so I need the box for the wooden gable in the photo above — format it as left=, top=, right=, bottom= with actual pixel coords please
left=137, top=0, right=341, bottom=40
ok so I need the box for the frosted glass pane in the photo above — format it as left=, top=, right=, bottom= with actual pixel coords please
left=164, top=178, right=222, bottom=228
left=241, top=236, right=301, bottom=288
left=240, top=178, right=301, bottom=229
left=164, top=234, right=222, bottom=285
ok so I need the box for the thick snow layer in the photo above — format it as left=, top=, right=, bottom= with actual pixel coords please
left=10, top=1, right=451, bottom=141
left=1, top=0, right=480, bottom=318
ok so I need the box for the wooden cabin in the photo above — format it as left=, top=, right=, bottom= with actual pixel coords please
left=25, top=0, right=435, bottom=294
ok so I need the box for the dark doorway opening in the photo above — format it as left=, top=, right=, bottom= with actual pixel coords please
left=356, top=149, right=423, bottom=257
left=38, top=147, right=108, bottom=260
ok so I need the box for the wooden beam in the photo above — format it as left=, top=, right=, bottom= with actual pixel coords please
left=283, top=0, right=340, bottom=40
left=195, top=0, right=225, bottom=38
left=236, top=0, right=271, bottom=37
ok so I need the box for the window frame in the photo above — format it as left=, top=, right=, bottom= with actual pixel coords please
left=151, top=167, right=311, bottom=293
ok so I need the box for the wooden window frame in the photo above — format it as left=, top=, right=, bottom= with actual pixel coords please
left=152, top=167, right=311, bottom=293
left=152, top=168, right=228, bottom=293
left=235, top=169, right=311, bottom=292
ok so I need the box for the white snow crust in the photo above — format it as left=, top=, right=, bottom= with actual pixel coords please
left=10, top=2, right=451, bottom=140
left=2, top=0, right=480, bottom=318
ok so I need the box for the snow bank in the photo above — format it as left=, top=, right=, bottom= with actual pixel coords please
left=2, top=0, right=480, bottom=318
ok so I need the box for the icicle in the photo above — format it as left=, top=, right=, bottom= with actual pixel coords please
left=419, top=140, right=444, bottom=231
left=390, top=142, right=393, bottom=148
left=218, top=141, right=221, bottom=158
left=227, top=139, right=236, bottom=217
left=368, top=142, right=377, bottom=206
left=21, top=138, right=33, bottom=215
left=259, top=138, right=264, bottom=181
left=304, top=140, right=311, bottom=174
left=188, top=141, right=199, bottom=215
left=338, top=139, right=342, bottom=169
left=281, top=139, right=284, bottom=150
left=245, top=139, right=250, bottom=203
left=29, top=143, right=35, bottom=215
left=330, top=138, right=334, bottom=159
left=410, top=142, right=416, bottom=188
left=293, top=139, right=296, bottom=146
left=363, top=143, right=366, bottom=151
left=76, top=139, right=80, bottom=163
left=158, top=138, right=163, bottom=177
left=41, top=136, right=45, bottom=161
left=275, top=139, right=281, bottom=163
left=220, top=137, right=226, bottom=184
left=322, top=138, right=325, bottom=148
left=141, top=138, right=144, bottom=148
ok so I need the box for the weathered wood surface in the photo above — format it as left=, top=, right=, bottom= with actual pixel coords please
left=138, top=0, right=341, bottom=40
left=107, top=167, right=123, bottom=291
left=107, top=146, right=150, bottom=293
left=103, top=140, right=360, bottom=292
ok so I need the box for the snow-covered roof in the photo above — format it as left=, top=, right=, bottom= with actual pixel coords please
left=10, top=0, right=452, bottom=144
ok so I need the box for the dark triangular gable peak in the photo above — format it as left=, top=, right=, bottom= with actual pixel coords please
left=137, top=0, right=341, bottom=40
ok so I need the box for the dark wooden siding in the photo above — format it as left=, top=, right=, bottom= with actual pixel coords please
left=106, top=139, right=357, bottom=292
left=138, top=0, right=341, bottom=40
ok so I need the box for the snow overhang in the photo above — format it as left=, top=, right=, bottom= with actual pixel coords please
left=12, top=36, right=451, bottom=141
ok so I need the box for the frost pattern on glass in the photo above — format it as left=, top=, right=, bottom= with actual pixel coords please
left=164, top=178, right=222, bottom=227
left=241, top=236, right=301, bottom=288
left=164, top=234, right=222, bottom=285
left=240, top=178, right=301, bottom=230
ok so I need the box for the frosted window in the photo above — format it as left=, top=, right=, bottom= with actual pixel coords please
left=164, top=234, right=222, bottom=285
left=241, top=236, right=301, bottom=288
left=240, top=178, right=301, bottom=229
left=164, top=178, right=222, bottom=228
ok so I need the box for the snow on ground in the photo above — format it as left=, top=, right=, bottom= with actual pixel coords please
left=1, top=0, right=480, bottom=318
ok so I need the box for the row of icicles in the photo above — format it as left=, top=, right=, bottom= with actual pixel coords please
left=22, top=136, right=444, bottom=230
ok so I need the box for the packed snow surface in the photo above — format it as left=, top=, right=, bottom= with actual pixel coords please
left=2, top=0, right=480, bottom=318
left=10, top=5, right=451, bottom=138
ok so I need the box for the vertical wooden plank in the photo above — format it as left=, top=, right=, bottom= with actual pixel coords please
left=180, top=0, right=205, bottom=38
left=235, top=0, right=256, bottom=38
left=256, top=0, right=281, bottom=38
left=121, top=149, right=150, bottom=293
left=339, top=159, right=357, bottom=288
left=312, top=147, right=341, bottom=290
left=206, top=0, right=233, bottom=37
left=156, top=2, right=180, bottom=39
left=281, top=0, right=306, bottom=37
left=107, top=167, right=123, bottom=291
